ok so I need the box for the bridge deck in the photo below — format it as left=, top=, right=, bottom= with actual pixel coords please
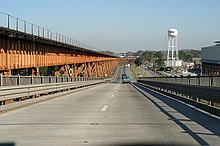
left=0, top=69, right=219, bottom=146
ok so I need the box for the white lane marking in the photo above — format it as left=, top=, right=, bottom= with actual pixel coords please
left=111, top=95, right=114, bottom=98
left=101, top=105, right=108, bottom=111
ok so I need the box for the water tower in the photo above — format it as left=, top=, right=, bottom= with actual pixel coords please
left=166, top=29, right=181, bottom=66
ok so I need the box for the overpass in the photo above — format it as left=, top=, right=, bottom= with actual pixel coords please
left=0, top=12, right=134, bottom=77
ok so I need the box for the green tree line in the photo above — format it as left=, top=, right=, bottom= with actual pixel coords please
left=134, top=49, right=200, bottom=67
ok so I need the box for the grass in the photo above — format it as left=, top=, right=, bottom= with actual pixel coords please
left=129, top=65, right=148, bottom=81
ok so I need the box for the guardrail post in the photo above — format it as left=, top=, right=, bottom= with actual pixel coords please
left=47, top=30, right=49, bottom=39
left=16, top=18, right=18, bottom=31
left=31, top=75, right=33, bottom=85
left=24, top=21, right=26, bottom=33
left=180, top=75, right=183, bottom=84
left=41, top=76, right=44, bottom=84
left=49, top=75, right=52, bottom=83
left=43, top=28, right=44, bottom=38
left=17, top=74, right=20, bottom=86
left=209, top=76, right=213, bottom=87
left=188, top=75, right=191, bottom=85
left=7, top=15, right=10, bottom=29
left=38, top=26, right=40, bottom=36
left=197, top=75, right=200, bottom=86
left=0, top=74, right=3, bottom=87
left=31, top=24, right=34, bottom=35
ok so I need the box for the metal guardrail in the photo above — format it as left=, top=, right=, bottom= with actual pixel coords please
left=137, top=79, right=220, bottom=116
left=0, top=11, right=98, bottom=52
left=0, top=74, right=103, bottom=87
left=138, top=79, right=220, bottom=103
left=139, top=75, right=220, bottom=87
left=0, top=78, right=105, bottom=106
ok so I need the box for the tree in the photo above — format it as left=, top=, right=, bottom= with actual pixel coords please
left=154, top=51, right=163, bottom=59
left=125, top=51, right=133, bottom=57
left=39, top=66, right=48, bottom=76
left=134, top=50, right=144, bottom=57
left=188, top=49, right=201, bottom=58
left=179, top=50, right=193, bottom=62
left=134, top=57, right=142, bottom=66
left=140, top=50, right=154, bottom=62
left=155, top=51, right=165, bottom=67
left=102, top=50, right=115, bottom=56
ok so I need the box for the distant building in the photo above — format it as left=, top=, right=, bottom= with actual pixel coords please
left=201, top=43, right=220, bottom=76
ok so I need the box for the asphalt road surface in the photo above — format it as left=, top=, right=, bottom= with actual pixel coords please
left=0, top=67, right=219, bottom=146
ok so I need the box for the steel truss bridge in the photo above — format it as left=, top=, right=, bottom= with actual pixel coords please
left=0, top=12, right=133, bottom=77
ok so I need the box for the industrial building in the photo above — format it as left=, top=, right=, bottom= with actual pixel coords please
left=201, top=42, right=220, bottom=76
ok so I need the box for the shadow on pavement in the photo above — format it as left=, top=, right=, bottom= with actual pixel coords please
left=0, top=143, right=15, bottom=146
left=133, top=83, right=220, bottom=146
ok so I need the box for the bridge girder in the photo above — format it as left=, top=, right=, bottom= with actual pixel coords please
left=0, top=28, right=120, bottom=77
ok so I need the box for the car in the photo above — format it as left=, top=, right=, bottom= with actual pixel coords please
left=164, top=67, right=173, bottom=72
left=157, top=67, right=165, bottom=71
left=122, top=76, right=131, bottom=84
left=121, top=73, right=126, bottom=79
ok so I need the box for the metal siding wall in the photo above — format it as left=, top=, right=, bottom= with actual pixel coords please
left=202, top=46, right=220, bottom=61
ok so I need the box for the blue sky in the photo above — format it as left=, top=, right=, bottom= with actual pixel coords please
left=0, top=0, right=220, bottom=52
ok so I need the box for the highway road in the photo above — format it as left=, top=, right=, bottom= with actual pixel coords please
left=0, top=68, right=219, bottom=146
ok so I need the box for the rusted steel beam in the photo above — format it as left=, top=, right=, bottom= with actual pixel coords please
left=90, top=62, right=96, bottom=77
left=0, top=28, right=124, bottom=76
left=0, top=43, right=117, bottom=71
left=73, top=63, right=77, bottom=78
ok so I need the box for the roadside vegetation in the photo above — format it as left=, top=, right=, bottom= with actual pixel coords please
left=129, top=65, right=148, bottom=81
left=117, top=49, right=201, bottom=67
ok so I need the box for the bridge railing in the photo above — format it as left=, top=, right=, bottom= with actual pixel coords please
left=0, top=75, right=105, bottom=106
left=137, top=76, right=220, bottom=116
left=0, top=11, right=98, bottom=52
left=0, top=74, right=103, bottom=87
left=139, top=75, right=220, bottom=87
